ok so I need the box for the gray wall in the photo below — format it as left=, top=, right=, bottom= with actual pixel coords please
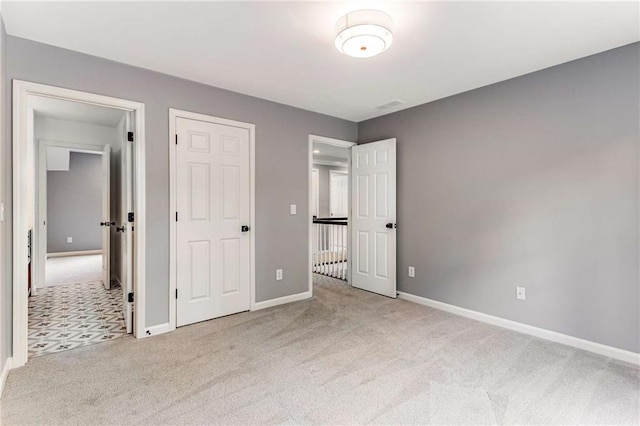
left=358, top=43, right=640, bottom=353
left=47, top=152, right=102, bottom=253
left=314, top=164, right=347, bottom=218
left=34, top=115, right=122, bottom=278
left=6, top=35, right=357, bottom=330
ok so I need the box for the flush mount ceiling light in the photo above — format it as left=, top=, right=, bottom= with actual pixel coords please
left=335, top=9, right=393, bottom=59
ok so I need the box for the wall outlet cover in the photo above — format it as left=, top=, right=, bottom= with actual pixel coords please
left=67, top=237, right=73, bottom=244
left=276, top=269, right=283, bottom=281
left=408, top=266, right=415, bottom=277
left=290, top=204, right=297, bottom=215
left=516, top=286, right=526, bottom=300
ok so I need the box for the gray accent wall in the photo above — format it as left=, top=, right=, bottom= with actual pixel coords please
left=6, top=35, right=357, bottom=330
left=47, top=152, right=102, bottom=253
left=34, top=115, right=122, bottom=279
left=358, top=43, right=640, bottom=353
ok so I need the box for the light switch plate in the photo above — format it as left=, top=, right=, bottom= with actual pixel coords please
left=290, top=204, right=297, bottom=215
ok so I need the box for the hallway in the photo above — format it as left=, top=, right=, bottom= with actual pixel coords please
left=29, top=255, right=126, bottom=357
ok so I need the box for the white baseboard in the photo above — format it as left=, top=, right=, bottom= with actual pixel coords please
left=47, top=250, right=102, bottom=258
left=252, top=290, right=312, bottom=311
left=398, top=291, right=640, bottom=366
left=144, top=322, right=170, bottom=338
left=0, top=357, right=12, bottom=399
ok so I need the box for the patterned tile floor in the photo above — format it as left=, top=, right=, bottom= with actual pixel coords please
left=28, top=280, right=127, bottom=358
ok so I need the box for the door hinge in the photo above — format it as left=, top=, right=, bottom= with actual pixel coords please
left=128, top=212, right=135, bottom=223
left=128, top=292, right=134, bottom=303
left=127, top=131, right=134, bottom=142
left=175, top=134, right=178, bottom=145
left=176, top=212, right=178, bottom=222
left=175, top=289, right=178, bottom=299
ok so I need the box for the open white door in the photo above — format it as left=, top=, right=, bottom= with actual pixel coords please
left=175, top=116, right=251, bottom=327
left=121, top=112, right=135, bottom=333
left=350, top=138, right=397, bottom=298
left=101, top=144, right=111, bottom=290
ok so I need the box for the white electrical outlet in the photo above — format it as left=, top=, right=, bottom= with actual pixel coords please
left=516, top=286, right=526, bottom=300
left=67, top=237, right=73, bottom=244
left=408, top=266, right=415, bottom=278
left=276, top=269, right=283, bottom=281
left=290, top=204, right=297, bottom=215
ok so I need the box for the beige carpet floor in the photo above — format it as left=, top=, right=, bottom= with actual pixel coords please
left=2, top=275, right=638, bottom=425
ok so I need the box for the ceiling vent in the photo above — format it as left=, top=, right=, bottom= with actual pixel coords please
left=375, top=99, right=405, bottom=111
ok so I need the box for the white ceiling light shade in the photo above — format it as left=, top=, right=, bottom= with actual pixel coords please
left=335, top=9, right=393, bottom=58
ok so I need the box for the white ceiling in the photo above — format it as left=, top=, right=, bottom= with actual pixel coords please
left=31, top=96, right=126, bottom=127
left=5, top=1, right=639, bottom=122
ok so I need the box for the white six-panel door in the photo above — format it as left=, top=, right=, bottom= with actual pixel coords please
left=101, top=144, right=111, bottom=290
left=176, top=117, right=251, bottom=327
left=350, top=139, right=397, bottom=298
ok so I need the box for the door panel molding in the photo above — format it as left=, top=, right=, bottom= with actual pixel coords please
left=169, top=109, right=255, bottom=331
left=350, top=138, right=397, bottom=298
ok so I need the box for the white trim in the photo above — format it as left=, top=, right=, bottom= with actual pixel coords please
left=252, top=290, right=312, bottom=311
left=308, top=135, right=356, bottom=293
left=47, top=250, right=103, bottom=258
left=0, top=357, right=12, bottom=399
left=12, top=80, right=147, bottom=368
left=144, top=322, right=171, bottom=337
left=398, top=291, right=640, bottom=366
left=168, top=108, right=256, bottom=332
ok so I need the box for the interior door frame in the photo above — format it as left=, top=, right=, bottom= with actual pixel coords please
left=35, top=140, right=106, bottom=296
left=168, top=108, right=256, bottom=332
left=308, top=135, right=356, bottom=293
left=12, top=80, right=147, bottom=368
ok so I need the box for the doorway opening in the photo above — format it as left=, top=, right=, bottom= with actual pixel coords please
left=309, top=135, right=355, bottom=291
left=168, top=109, right=256, bottom=332
left=13, top=81, right=146, bottom=367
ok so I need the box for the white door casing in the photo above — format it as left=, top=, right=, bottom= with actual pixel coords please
left=14, top=80, right=147, bottom=368
left=330, top=170, right=349, bottom=217
left=121, top=112, right=135, bottom=333
left=350, top=138, right=397, bottom=298
left=101, top=144, right=111, bottom=290
left=175, top=117, right=251, bottom=327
